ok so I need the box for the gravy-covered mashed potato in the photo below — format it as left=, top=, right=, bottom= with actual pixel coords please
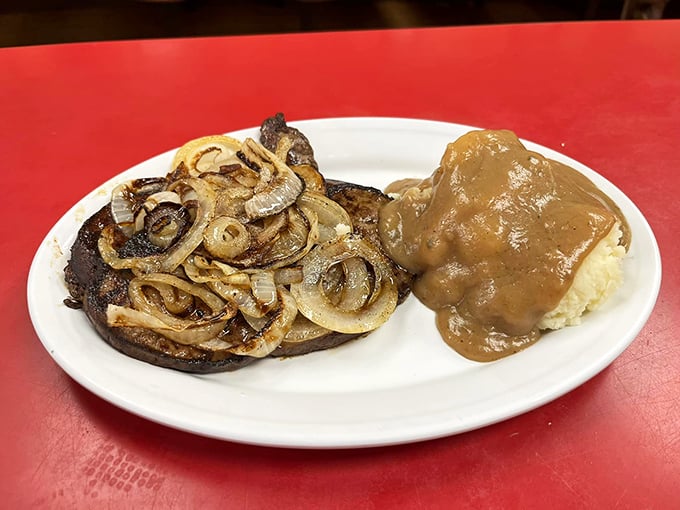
left=378, top=130, right=630, bottom=362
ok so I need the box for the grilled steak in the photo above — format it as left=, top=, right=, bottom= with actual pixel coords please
left=65, top=183, right=413, bottom=372
left=64, top=115, right=414, bottom=373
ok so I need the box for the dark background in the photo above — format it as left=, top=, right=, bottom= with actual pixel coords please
left=2, top=0, right=678, bottom=48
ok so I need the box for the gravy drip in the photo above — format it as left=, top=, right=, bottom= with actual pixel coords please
left=379, top=130, right=630, bottom=362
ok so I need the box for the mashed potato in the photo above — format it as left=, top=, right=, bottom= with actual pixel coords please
left=379, top=129, right=631, bottom=361
left=538, top=223, right=626, bottom=330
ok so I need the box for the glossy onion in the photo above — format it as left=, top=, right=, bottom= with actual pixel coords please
left=102, top=132, right=402, bottom=354
left=107, top=273, right=236, bottom=345
left=241, top=138, right=304, bottom=220
left=99, top=177, right=216, bottom=273
left=289, top=234, right=398, bottom=334
left=202, top=216, right=251, bottom=260
left=229, top=288, right=298, bottom=357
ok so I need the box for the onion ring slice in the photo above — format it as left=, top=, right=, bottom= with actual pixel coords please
left=171, top=135, right=243, bottom=176
left=230, top=288, right=297, bottom=357
left=290, top=234, right=398, bottom=334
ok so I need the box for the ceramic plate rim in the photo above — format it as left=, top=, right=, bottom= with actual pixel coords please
left=27, top=117, right=662, bottom=448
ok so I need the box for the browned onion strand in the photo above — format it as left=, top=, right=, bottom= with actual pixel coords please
left=110, top=183, right=137, bottom=237
left=273, top=266, right=304, bottom=285
left=320, top=263, right=345, bottom=306
left=336, top=257, right=372, bottom=312
left=159, top=178, right=216, bottom=272
left=250, top=211, right=288, bottom=247
left=145, top=203, right=192, bottom=250
left=274, top=134, right=294, bottom=161
left=103, top=135, right=399, bottom=355
left=240, top=137, right=304, bottom=220
left=290, top=234, right=398, bottom=334
left=153, top=282, right=194, bottom=315
left=111, top=180, right=173, bottom=238
left=127, top=273, right=230, bottom=327
left=250, top=271, right=277, bottom=309
left=296, top=191, right=353, bottom=244
left=231, top=288, right=297, bottom=357
left=134, top=191, right=183, bottom=233
left=202, top=216, right=251, bottom=260
left=106, top=303, right=232, bottom=346
left=283, top=315, right=331, bottom=343
left=291, top=164, right=326, bottom=194
left=208, top=280, right=269, bottom=318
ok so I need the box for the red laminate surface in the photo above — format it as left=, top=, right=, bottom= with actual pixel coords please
left=1, top=20, right=679, bottom=509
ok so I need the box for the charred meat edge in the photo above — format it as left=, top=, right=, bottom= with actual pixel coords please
left=260, top=112, right=319, bottom=169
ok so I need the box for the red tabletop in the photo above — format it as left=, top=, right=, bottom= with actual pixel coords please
left=2, top=20, right=679, bottom=508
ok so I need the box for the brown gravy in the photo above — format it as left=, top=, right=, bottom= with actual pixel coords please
left=378, top=130, right=630, bottom=362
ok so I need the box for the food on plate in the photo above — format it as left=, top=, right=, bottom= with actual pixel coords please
left=378, top=129, right=630, bottom=362
left=64, top=114, right=412, bottom=373
left=65, top=115, right=631, bottom=370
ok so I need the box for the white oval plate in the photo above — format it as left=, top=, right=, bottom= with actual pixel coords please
left=28, top=118, right=661, bottom=448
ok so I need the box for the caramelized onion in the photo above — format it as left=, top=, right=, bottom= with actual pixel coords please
left=250, top=211, right=288, bottom=247
left=179, top=257, right=268, bottom=317
left=171, top=135, right=243, bottom=176
left=107, top=273, right=236, bottom=345
left=282, top=315, right=330, bottom=343
left=250, top=270, right=277, bottom=308
left=208, top=280, right=268, bottom=318
left=296, top=191, right=353, bottom=243
left=230, top=288, right=297, bottom=357
left=256, top=207, right=316, bottom=267
left=144, top=190, right=182, bottom=209
left=231, top=206, right=319, bottom=269
left=195, top=336, right=239, bottom=351
left=128, top=273, right=228, bottom=321
left=98, top=131, right=403, bottom=354
left=273, top=266, right=304, bottom=285
left=99, top=178, right=215, bottom=273
left=273, top=135, right=325, bottom=193
left=107, top=305, right=228, bottom=345
left=241, top=138, right=304, bottom=219
left=182, top=254, right=237, bottom=283
left=214, top=185, right=253, bottom=222
left=145, top=203, right=191, bottom=250
left=111, top=179, right=171, bottom=238
left=335, top=257, right=372, bottom=312
left=110, top=183, right=137, bottom=237
left=151, top=281, right=194, bottom=314
left=98, top=224, right=151, bottom=270
left=290, top=234, right=398, bottom=333
left=202, top=216, right=250, bottom=260
left=133, top=177, right=170, bottom=194
left=134, top=191, right=183, bottom=233
left=291, top=164, right=326, bottom=194
left=273, top=132, right=294, bottom=160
